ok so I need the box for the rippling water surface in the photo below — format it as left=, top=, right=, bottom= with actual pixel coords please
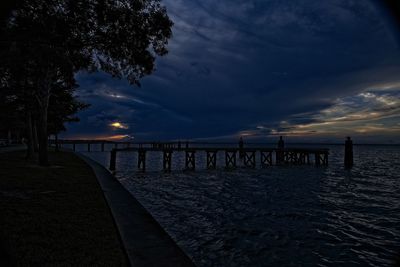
left=80, top=145, right=400, bottom=266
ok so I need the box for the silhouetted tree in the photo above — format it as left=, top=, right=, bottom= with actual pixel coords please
left=0, top=73, right=87, bottom=156
left=0, top=63, right=38, bottom=157
left=47, top=84, right=90, bottom=140
left=0, top=86, right=25, bottom=144
left=0, top=0, right=173, bottom=165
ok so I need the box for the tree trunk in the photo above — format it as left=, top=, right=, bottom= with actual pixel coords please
left=7, top=130, right=12, bottom=145
left=36, top=67, right=52, bottom=166
left=33, top=120, right=39, bottom=152
left=38, top=103, right=49, bottom=166
left=55, top=133, right=59, bottom=152
left=26, top=111, right=34, bottom=159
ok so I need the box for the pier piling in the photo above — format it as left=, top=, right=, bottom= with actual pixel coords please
left=276, top=149, right=284, bottom=165
left=315, top=152, right=321, bottom=166
left=244, top=151, right=256, bottom=168
left=206, top=150, right=217, bottom=169
left=185, top=150, right=196, bottom=171
left=261, top=150, right=273, bottom=167
left=110, top=149, right=117, bottom=171
left=163, top=150, right=173, bottom=172
left=225, top=150, right=237, bottom=169
left=323, top=153, right=328, bottom=166
left=138, top=149, right=146, bottom=172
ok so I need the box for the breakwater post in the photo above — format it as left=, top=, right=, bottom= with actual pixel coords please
left=344, top=137, right=353, bottom=169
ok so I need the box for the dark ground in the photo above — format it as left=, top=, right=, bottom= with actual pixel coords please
left=0, top=150, right=128, bottom=266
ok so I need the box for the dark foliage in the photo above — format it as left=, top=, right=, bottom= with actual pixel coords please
left=0, top=0, right=173, bottom=165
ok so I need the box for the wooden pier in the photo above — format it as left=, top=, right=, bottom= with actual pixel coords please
left=51, top=140, right=329, bottom=172
left=108, top=144, right=328, bottom=172
left=49, top=139, right=134, bottom=152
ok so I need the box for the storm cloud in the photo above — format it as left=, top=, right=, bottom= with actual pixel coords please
left=64, top=0, right=400, bottom=143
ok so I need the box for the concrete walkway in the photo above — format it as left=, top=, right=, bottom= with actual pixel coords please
left=77, top=153, right=196, bottom=267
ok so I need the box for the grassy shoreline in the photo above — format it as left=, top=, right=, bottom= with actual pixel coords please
left=0, top=150, right=128, bottom=266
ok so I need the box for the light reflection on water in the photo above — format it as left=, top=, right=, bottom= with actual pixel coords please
left=81, top=145, right=400, bottom=266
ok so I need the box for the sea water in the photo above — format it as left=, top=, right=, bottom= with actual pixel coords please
left=78, top=144, right=400, bottom=267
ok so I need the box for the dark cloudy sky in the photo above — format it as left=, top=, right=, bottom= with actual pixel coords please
left=63, top=0, right=400, bottom=143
